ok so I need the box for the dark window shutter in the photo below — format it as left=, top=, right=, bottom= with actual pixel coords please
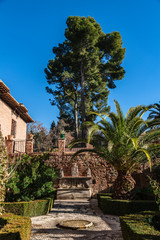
left=11, top=119, right=17, bottom=138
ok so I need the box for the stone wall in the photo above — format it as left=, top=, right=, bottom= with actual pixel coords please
left=42, top=152, right=117, bottom=196
left=9, top=138, right=151, bottom=196
left=10, top=148, right=152, bottom=197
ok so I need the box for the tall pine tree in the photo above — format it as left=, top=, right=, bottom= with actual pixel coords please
left=45, top=16, right=125, bottom=138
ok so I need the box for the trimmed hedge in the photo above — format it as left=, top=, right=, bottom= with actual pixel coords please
left=98, top=195, right=158, bottom=216
left=3, top=193, right=55, bottom=217
left=0, top=213, right=31, bottom=240
left=120, top=211, right=160, bottom=240
left=97, top=192, right=112, bottom=202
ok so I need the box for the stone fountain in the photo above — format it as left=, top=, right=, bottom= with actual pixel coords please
left=57, top=163, right=92, bottom=199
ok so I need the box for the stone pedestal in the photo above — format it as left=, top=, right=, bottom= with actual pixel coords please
left=57, top=176, right=92, bottom=200
left=58, top=139, right=65, bottom=154
left=25, top=134, right=33, bottom=154
left=5, top=139, right=14, bottom=154
left=57, top=188, right=92, bottom=200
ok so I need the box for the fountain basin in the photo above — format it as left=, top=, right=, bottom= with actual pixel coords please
left=58, top=219, right=93, bottom=229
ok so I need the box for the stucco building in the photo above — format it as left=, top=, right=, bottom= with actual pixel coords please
left=0, top=80, right=33, bottom=153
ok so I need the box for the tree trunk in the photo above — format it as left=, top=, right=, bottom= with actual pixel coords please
left=113, top=171, right=136, bottom=200
left=80, top=61, right=86, bottom=139
left=74, top=90, right=78, bottom=139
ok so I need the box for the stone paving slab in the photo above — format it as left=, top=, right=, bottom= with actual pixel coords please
left=31, top=199, right=123, bottom=240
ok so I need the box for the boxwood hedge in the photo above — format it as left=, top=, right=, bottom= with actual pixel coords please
left=120, top=211, right=160, bottom=240
left=0, top=213, right=31, bottom=240
left=98, top=194, right=158, bottom=216
left=3, top=193, right=55, bottom=217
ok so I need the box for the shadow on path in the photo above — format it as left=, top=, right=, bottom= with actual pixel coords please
left=31, top=199, right=123, bottom=240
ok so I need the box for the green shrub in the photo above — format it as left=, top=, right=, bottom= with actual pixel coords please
left=149, top=162, right=160, bottom=211
left=98, top=195, right=158, bottom=216
left=150, top=179, right=160, bottom=210
left=0, top=213, right=31, bottom=240
left=0, top=131, right=18, bottom=214
left=97, top=193, right=112, bottom=207
left=120, top=211, right=160, bottom=240
left=5, top=153, right=58, bottom=202
left=45, top=192, right=56, bottom=212
left=133, top=187, right=155, bottom=200
left=152, top=214, right=160, bottom=231
left=3, top=193, right=55, bottom=217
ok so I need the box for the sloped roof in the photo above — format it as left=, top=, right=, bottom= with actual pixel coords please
left=0, top=80, right=33, bottom=123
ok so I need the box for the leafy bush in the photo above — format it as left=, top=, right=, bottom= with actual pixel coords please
left=150, top=179, right=160, bottom=211
left=0, top=132, right=8, bottom=215
left=152, top=162, right=160, bottom=180
left=0, top=131, right=19, bottom=214
left=149, top=162, right=160, bottom=210
left=152, top=214, right=160, bottom=231
left=120, top=211, right=160, bottom=240
left=5, top=153, right=58, bottom=202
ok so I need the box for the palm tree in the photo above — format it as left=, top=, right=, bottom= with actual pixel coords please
left=70, top=100, right=160, bottom=199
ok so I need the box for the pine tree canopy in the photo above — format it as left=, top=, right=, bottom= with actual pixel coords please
left=45, top=16, right=126, bottom=138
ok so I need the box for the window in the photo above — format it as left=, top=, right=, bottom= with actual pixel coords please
left=11, top=119, right=17, bottom=138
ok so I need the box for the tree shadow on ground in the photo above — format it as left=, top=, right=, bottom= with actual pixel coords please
left=31, top=228, right=122, bottom=240
left=31, top=200, right=122, bottom=239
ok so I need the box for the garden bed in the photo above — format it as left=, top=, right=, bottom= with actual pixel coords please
left=3, top=194, right=55, bottom=217
left=120, top=211, right=160, bottom=240
left=97, top=193, right=158, bottom=216
left=0, top=213, right=31, bottom=240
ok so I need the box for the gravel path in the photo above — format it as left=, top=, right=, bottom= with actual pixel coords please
left=31, top=199, right=123, bottom=240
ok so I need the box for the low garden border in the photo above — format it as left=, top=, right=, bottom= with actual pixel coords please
left=0, top=213, right=31, bottom=240
left=120, top=211, right=160, bottom=240
left=97, top=193, right=158, bottom=216
left=3, top=194, right=55, bottom=217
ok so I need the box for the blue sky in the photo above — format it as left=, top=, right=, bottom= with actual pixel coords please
left=0, top=0, right=160, bottom=130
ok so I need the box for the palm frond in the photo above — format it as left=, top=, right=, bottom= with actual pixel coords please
left=69, top=100, right=160, bottom=176
left=87, top=111, right=108, bottom=123
left=126, top=105, right=148, bottom=124
left=69, top=139, right=86, bottom=149
left=114, top=99, right=124, bottom=123
left=138, top=119, right=160, bottom=136
left=107, top=112, right=119, bottom=130
left=87, top=124, right=101, bottom=143
left=139, top=129, right=160, bottom=145
left=136, top=148, right=152, bottom=171
left=148, top=102, right=160, bottom=120
left=127, top=118, right=147, bottom=136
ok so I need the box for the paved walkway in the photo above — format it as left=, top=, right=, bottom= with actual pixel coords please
left=31, top=199, right=123, bottom=240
